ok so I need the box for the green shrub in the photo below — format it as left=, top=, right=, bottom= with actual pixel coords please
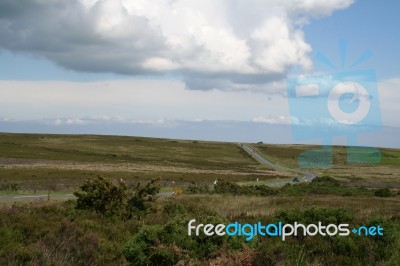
left=0, top=182, right=20, bottom=191
left=74, top=176, right=128, bottom=217
left=184, top=183, right=210, bottom=194
left=74, top=176, right=160, bottom=219
left=342, top=191, right=353, bottom=197
left=126, top=179, right=160, bottom=219
left=214, top=180, right=242, bottom=195
left=214, top=180, right=278, bottom=196
left=244, top=185, right=278, bottom=196
left=163, top=201, right=187, bottom=216
left=374, top=188, right=392, bottom=197
left=311, top=176, right=340, bottom=186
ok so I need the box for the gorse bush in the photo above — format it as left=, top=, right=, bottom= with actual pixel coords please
left=0, top=182, right=20, bottom=191
left=162, top=200, right=187, bottom=216
left=311, top=176, right=340, bottom=186
left=184, top=183, right=210, bottom=194
left=374, top=188, right=393, bottom=197
left=74, top=176, right=128, bottom=217
left=74, top=176, right=160, bottom=218
left=213, top=180, right=278, bottom=196
left=126, top=179, right=160, bottom=219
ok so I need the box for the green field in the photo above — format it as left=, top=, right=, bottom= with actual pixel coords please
left=0, top=133, right=259, bottom=169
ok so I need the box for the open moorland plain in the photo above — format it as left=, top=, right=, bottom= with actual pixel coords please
left=0, top=132, right=399, bottom=265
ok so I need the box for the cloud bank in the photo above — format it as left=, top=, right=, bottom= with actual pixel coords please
left=0, top=0, right=353, bottom=91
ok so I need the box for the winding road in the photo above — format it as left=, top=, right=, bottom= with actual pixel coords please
left=239, top=143, right=318, bottom=186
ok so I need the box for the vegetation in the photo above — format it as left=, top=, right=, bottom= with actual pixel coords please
left=0, top=133, right=258, bottom=170
left=186, top=176, right=399, bottom=198
left=0, top=133, right=275, bottom=191
left=123, top=204, right=248, bottom=265
left=125, top=179, right=160, bottom=219
left=374, top=188, right=394, bottom=198
left=74, top=176, right=128, bottom=217
left=0, top=196, right=398, bottom=265
left=213, top=180, right=278, bottom=196
left=0, top=182, right=20, bottom=191
left=0, top=133, right=399, bottom=265
left=74, top=176, right=160, bottom=219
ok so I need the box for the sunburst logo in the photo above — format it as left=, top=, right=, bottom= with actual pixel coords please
left=286, top=40, right=381, bottom=168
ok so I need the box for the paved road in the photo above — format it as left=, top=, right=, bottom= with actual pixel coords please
left=0, top=193, right=75, bottom=201
left=239, top=143, right=318, bottom=185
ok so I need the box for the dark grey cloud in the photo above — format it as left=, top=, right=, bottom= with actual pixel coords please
left=0, top=0, right=166, bottom=73
left=0, top=0, right=353, bottom=91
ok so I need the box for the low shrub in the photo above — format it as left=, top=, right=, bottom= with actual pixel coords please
left=162, top=201, right=187, bottom=216
left=374, top=188, right=393, bottom=197
left=214, top=180, right=278, bottom=196
left=74, top=176, right=160, bottom=219
left=126, top=179, right=161, bottom=219
left=0, top=182, right=20, bottom=191
left=123, top=213, right=247, bottom=265
left=74, top=176, right=128, bottom=217
left=184, top=183, right=210, bottom=194
left=311, top=176, right=340, bottom=186
left=254, top=207, right=399, bottom=265
left=274, top=207, right=354, bottom=224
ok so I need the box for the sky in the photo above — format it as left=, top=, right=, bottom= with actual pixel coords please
left=0, top=0, right=399, bottom=148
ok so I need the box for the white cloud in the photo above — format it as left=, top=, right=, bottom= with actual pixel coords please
left=253, top=115, right=291, bottom=125
left=52, top=118, right=87, bottom=125
left=0, top=0, right=354, bottom=90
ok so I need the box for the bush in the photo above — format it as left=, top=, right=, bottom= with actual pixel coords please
left=126, top=179, right=160, bottom=219
left=214, top=180, right=278, bottom=196
left=342, top=191, right=353, bottom=197
left=163, top=201, right=187, bottom=216
left=0, top=182, right=20, bottom=191
left=311, top=176, right=340, bottom=186
left=214, top=180, right=242, bottom=195
left=184, top=183, right=210, bottom=194
left=74, top=176, right=128, bottom=217
left=374, top=188, right=392, bottom=197
left=74, top=176, right=160, bottom=219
